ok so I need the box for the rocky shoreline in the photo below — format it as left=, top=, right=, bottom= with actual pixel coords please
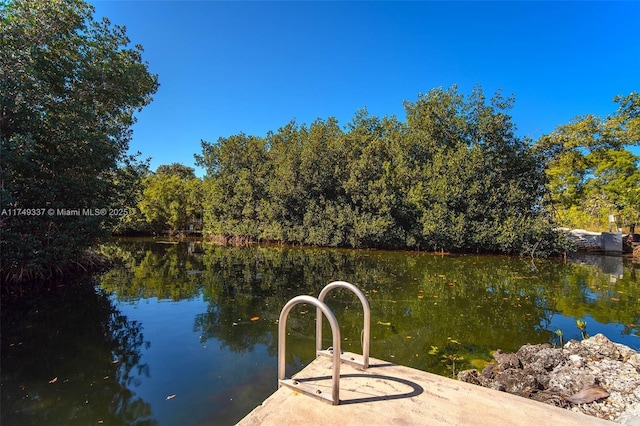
left=458, top=334, right=640, bottom=424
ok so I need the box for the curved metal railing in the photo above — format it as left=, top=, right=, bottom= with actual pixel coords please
left=317, top=281, right=370, bottom=369
left=278, top=295, right=342, bottom=405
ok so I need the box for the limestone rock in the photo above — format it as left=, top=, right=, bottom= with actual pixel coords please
left=493, top=349, right=521, bottom=369
left=581, top=333, right=624, bottom=360
left=458, top=333, right=640, bottom=423
left=628, top=354, right=640, bottom=371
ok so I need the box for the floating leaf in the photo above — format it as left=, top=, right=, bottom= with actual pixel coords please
left=250, top=317, right=259, bottom=321
left=166, top=394, right=176, bottom=400
left=48, top=377, right=57, bottom=384
left=377, top=321, right=391, bottom=326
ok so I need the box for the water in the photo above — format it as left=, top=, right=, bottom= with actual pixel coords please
left=2, top=239, right=639, bottom=425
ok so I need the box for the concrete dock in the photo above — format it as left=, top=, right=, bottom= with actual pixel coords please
left=238, top=352, right=613, bottom=425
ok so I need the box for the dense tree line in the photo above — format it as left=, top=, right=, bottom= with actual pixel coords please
left=194, top=86, right=569, bottom=256
left=1, top=0, right=158, bottom=286
left=127, top=91, right=638, bottom=251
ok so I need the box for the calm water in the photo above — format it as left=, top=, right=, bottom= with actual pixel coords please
left=2, top=239, right=639, bottom=425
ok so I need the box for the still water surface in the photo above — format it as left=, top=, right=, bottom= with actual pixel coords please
left=2, top=239, right=639, bottom=425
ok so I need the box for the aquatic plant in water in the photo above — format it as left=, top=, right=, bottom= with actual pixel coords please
left=428, top=338, right=465, bottom=378
left=576, top=320, right=589, bottom=340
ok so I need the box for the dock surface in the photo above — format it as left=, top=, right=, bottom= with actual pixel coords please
left=238, top=352, right=613, bottom=425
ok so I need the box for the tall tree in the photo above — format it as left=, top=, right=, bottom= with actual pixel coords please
left=404, top=86, right=560, bottom=255
left=262, top=120, right=306, bottom=242
left=342, top=109, right=411, bottom=248
left=0, top=0, right=158, bottom=285
left=138, top=164, right=203, bottom=234
left=536, top=93, right=640, bottom=231
left=196, top=134, right=268, bottom=240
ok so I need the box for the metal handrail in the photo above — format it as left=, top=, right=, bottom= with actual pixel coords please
left=316, top=281, right=370, bottom=369
left=278, top=295, right=342, bottom=405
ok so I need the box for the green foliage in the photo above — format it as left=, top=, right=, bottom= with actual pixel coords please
left=576, top=319, right=589, bottom=340
left=197, top=133, right=269, bottom=239
left=427, top=338, right=467, bottom=377
left=137, top=163, right=203, bottom=234
left=111, top=160, right=158, bottom=235
left=196, top=85, right=567, bottom=256
left=536, top=93, right=640, bottom=231
left=0, top=0, right=158, bottom=284
left=404, top=86, right=555, bottom=254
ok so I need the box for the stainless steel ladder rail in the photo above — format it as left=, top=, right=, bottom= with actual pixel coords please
left=278, top=295, right=342, bottom=405
left=316, top=281, right=370, bottom=369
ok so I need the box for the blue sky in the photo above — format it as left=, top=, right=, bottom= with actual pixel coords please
left=89, top=1, right=640, bottom=176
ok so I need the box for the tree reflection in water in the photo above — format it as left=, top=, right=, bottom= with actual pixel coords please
left=102, top=240, right=640, bottom=376
left=1, top=280, right=155, bottom=426
left=1, top=222, right=638, bottom=422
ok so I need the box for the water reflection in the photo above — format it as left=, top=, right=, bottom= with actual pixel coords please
left=3, top=240, right=638, bottom=425
left=0, top=281, right=154, bottom=426
left=103, top=241, right=639, bottom=366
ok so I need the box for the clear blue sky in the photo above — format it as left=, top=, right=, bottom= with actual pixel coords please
left=89, top=1, right=640, bottom=176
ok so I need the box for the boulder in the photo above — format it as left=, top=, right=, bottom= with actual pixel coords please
left=458, top=334, right=640, bottom=423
